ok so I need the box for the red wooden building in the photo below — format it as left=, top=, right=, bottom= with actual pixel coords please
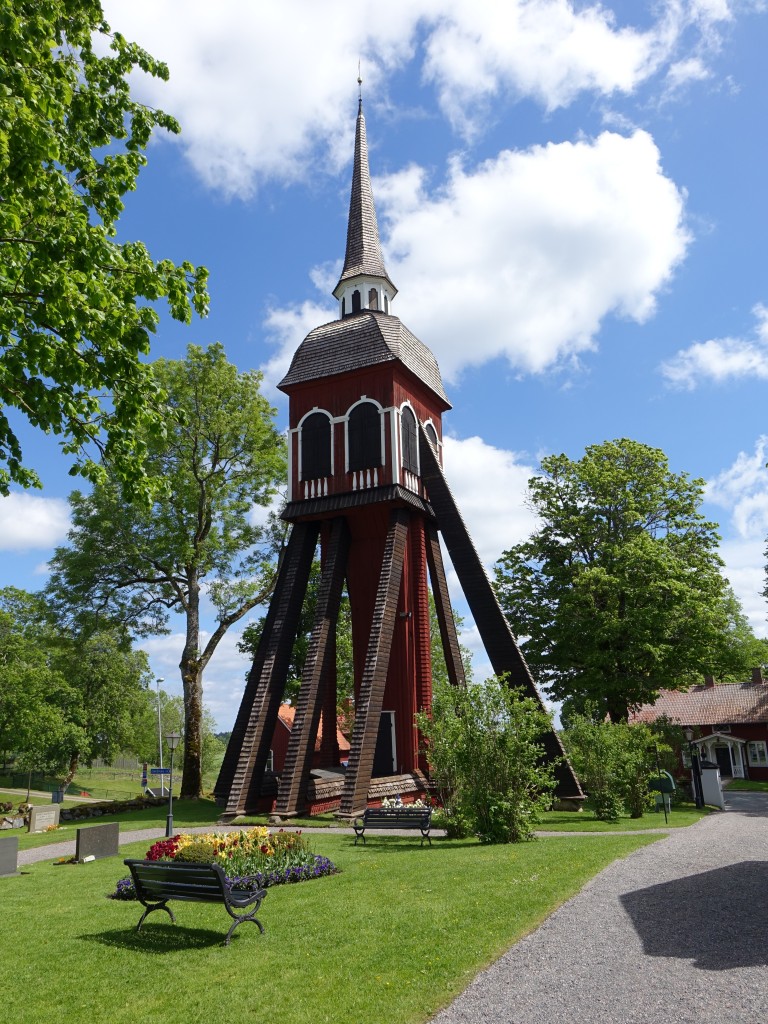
left=631, top=670, right=768, bottom=781
left=216, top=92, right=583, bottom=819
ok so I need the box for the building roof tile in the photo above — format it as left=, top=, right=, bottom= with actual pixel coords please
left=277, top=703, right=351, bottom=752
left=333, top=100, right=394, bottom=294
left=630, top=682, right=768, bottom=726
left=277, top=309, right=450, bottom=406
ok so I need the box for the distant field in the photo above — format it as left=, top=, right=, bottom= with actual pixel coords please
left=2, top=756, right=222, bottom=803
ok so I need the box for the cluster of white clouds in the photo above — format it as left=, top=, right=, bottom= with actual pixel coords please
left=0, top=492, right=70, bottom=552
left=706, top=437, right=768, bottom=631
left=380, top=131, right=689, bottom=380
left=661, top=303, right=768, bottom=389
left=103, top=0, right=739, bottom=197
left=260, top=130, right=689, bottom=387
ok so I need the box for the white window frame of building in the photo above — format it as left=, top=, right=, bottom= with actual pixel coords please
left=746, top=740, right=768, bottom=767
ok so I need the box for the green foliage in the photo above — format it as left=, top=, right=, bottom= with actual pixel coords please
left=238, top=560, right=355, bottom=714
left=173, top=840, right=216, bottom=863
left=0, top=586, right=151, bottom=781
left=416, top=676, right=557, bottom=843
left=429, top=591, right=474, bottom=687
left=46, top=343, right=286, bottom=798
left=562, top=716, right=678, bottom=821
left=0, top=0, right=208, bottom=498
left=495, top=438, right=751, bottom=722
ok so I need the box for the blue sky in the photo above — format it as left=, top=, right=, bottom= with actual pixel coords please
left=3, top=1, right=768, bottom=728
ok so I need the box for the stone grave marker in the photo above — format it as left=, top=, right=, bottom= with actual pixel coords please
left=76, top=821, right=119, bottom=862
left=28, top=804, right=61, bottom=832
left=0, top=836, right=19, bottom=877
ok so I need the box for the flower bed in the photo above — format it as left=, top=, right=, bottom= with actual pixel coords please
left=109, top=827, right=338, bottom=900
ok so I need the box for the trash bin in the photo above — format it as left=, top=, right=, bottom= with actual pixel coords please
left=51, top=788, right=65, bottom=804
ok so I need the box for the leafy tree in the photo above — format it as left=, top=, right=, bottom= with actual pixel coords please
left=495, top=439, right=741, bottom=723
left=132, top=689, right=223, bottom=787
left=429, top=591, right=473, bottom=688
left=416, top=676, right=557, bottom=843
left=562, top=715, right=678, bottom=820
left=716, top=585, right=768, bottom=680
left=47, top=344, right=286, bottom=797
left=0, top=0, right=208, bottom=497
left=0, top=587, right=151, bottom=784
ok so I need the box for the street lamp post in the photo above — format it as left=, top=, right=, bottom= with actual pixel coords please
left=684, top=726, right=704, bottom=809
left=165, top=731, right=182, bottom=838
left=156, top=678, right=165, bottom=797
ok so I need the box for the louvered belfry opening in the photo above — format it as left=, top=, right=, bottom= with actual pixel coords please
left=214, top=95, right=584, bottom=820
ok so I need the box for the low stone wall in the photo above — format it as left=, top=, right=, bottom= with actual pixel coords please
left=60, top=796, right=166, bottom=822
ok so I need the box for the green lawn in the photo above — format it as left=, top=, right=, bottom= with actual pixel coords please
left=12, top=798, right=221, bottom=852
left=1, top=832, right=658, bottom=1024
left=539, top=801, right=712, bottom=831
left=725, top=779, right=768, bottom=792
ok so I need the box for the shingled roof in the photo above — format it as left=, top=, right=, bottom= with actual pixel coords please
left=333, top=98, right=395, bottom=297
left=278, top=309, right=450, bottom=406
left=631, top=681, right=768, bottom=726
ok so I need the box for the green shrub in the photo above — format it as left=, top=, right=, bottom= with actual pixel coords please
left=174, top=840, right=216, bottom=863
left=416, top=676, right=557, bottom=844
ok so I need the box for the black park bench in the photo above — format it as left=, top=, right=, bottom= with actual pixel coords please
left=124, top=859, right=267, bottom=946
left=353, top=807, right=432, bottom=846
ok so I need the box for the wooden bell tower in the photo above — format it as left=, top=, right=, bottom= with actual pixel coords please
left=215, top=93, right=584, bottom=819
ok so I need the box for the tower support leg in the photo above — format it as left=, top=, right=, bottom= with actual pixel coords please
left=339, top=508, right=410, bottom=817
left=216, top=521, right=319, bottom=818
left=275, top=518, right=350, bottom=817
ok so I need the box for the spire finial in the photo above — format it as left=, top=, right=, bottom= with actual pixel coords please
left=357, top=61, right=362, bottom=113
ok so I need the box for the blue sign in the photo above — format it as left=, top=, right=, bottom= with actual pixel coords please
left=150, top=767, right=171, bottom=775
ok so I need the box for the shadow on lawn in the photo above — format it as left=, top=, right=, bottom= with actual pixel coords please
left=349, top=837, right=478, bottom=854
left=80, top=923, right=237, bottom=953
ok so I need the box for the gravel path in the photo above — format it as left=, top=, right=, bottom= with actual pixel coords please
left=430, top=791, right=768, bottom=1023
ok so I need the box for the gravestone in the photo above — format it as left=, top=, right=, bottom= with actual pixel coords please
left=0, top=836, right=19, bottom=877
left=76, top=821, right=119, bottom=862
left=28, top=804, right=61, bottom=832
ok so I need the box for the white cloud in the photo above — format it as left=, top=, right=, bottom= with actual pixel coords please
left=102, top=0, right=736, bottom=198
left=442, top=435, right=537, bottom=569
left=707, top=438, right=768, bottom=634
left=260, top=300, right=337, bottom=396
left=376, top=131, right=689, bottom=379
left=0, top=493, right=70, bottom=552
left=142, top=626, right=255, bottom=731
left=265, top=131, right=688, bottom=382
left=422, top=0, right=670, bottom=133
left=661, top=304, right=768, bottom=389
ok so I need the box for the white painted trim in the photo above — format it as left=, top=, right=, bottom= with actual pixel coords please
left=398, top=400, right=420, bottom=477
left=390, top=408, right=400, bottom=485
left=287, top=428, right=294, bottom=502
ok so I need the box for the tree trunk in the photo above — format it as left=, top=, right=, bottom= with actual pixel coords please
left=60, top=752, right=80, bottom=791
left=180, top=576, right=204, bottom=798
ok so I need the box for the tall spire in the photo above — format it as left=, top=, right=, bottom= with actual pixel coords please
left=333, top=84, right=396, bottom=304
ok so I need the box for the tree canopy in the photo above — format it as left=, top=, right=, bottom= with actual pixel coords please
left=47, top=343, right=286, bottom=797
left=0, top=586, right=152, bottom=782
left=494, top=438, right=752, bottom=722
left=0, top=0, right=208, bottom=497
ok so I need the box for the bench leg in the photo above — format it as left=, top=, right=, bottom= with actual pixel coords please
left=224, top=917, right=266, bottom=946
left=136, top=901, right=176, bottom=932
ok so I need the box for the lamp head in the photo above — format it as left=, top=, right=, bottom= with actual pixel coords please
left=684, top=727, right=693, bottom=742
left=165, top=731, right=182, bottom=751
